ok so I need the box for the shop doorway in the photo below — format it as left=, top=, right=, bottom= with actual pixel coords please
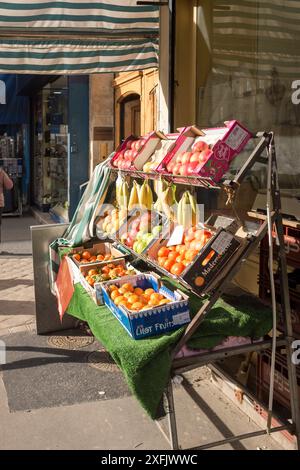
left=120, top=93, right=141, bottom=141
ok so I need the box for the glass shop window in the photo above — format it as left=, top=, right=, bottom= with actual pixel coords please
left=195, top=0, right=300, bottom=219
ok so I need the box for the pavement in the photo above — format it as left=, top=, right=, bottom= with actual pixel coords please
left=0, top=213, right=285, bottom=450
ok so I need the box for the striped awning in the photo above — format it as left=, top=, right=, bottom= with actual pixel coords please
left=0, top=1, right=159, bottom=74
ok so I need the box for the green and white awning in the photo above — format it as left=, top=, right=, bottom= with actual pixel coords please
left=0, top=1, right=159, bottom=74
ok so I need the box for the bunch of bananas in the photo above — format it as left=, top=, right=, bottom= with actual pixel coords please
left=138, top=180, right=153, bottom=210
left=116, top=173, right=129, bottom=210
left=128, top=181, right=141, bottom=211
left=177, top=191, right=198, bottom=229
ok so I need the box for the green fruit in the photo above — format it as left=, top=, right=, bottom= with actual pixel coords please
left=136, top=241, right=147, bottom=254
left=152, top=225, right=162, bottom=236
left=133, top=241, right=139, bottom=251
left=136, top=231, right=145, bottom=240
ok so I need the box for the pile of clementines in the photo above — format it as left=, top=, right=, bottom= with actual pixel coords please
left=108, top=283, right=171, bottom=312
left=84, top=263, right=135, bottom=287
left=73, top=250, right=114, bottom=264
left=155, top=227, right=212, bottom=276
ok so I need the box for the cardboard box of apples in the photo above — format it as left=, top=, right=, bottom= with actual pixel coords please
left=157, top=121, right=252, bottom=182
left=111, top=131, right=166, bottom=171
left=117, top=209, right=165, bottom=255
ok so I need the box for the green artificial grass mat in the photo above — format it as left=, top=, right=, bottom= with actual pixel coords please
left=67, top=279, right=272, bottom=419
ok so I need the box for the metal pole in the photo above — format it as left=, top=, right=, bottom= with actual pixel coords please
left=270, top=138, right=300, bottom=449
left=165, top=380, right=179, bottom=450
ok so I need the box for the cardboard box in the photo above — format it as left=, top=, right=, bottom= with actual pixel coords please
left=111, top=132, right=166, bottom=171
left=99, top=273, right=191, bottom=339
left=74, top=258, right=138, bottom=305
left=157, top=121, right=252, bottom=183
left=69, top=242, right=126, bottom=268
left=181, top=228, right=242, bottom=294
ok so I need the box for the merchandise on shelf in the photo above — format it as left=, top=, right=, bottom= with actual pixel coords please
left=99, top=273, right=190, bottom=339
left=69, top=242, right=125, bottom=267
left=75, top=257, right=137, bottom=305
left=157, top=121, right=252, bottom=182
left=143, top=136, right=177, bottom=173
left=148, top=226, right=213, bottom=277
left=111, top=131, right=166, bottom=171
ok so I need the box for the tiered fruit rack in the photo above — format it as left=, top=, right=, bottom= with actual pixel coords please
left=105, top=132, right=300, bottom=450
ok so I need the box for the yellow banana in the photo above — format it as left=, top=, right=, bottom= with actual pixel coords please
left=139, top=180, right=153, bottom=210
left=120, top=180, right=129, bottom=209
left=128, top=181, right=139, bottom=211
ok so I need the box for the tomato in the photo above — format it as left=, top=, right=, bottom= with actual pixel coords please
left=176, top=245, right=186, bottom=254
left=170, top=263, right=185, bottom=276
left=158, top=247, right=170, bottom=258
left=163, top=259, right=175, bottom=272
left=73, top=253, right=81, bottom=262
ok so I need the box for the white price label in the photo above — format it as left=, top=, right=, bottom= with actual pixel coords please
left=173, top=312, right=190, bottom=325
left=211, top=232, right=233, bottom=255
left=225, top=125, right=249, bottom=150
left=167, top=225, right=185, bottom=246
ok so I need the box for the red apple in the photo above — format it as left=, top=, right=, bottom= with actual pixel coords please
left=187, top=162, right=199, bottom=174
left=124, top=161, right=132, bottom=169
left=124, top=150, right=132, bottom=160
left=139, top=139, right=146, bottom=147
left=126, top=140, right=133, bottom=149
left=132, top=150, right=138, bottom=159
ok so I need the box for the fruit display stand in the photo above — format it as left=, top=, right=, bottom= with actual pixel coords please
left=105, top=131, right=300, bottom=450
left=50, top=130, right=300, bottom=450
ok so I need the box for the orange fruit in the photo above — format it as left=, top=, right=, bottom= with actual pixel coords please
left=150, top=293, right=164, bottom=302
left=176, top=254, right=185, bottom=263
left=89, top=256, right=97, bottom=262
left=170, top=263, right=185, bottom=276
left=122, top=283, right=134, bottom=292
left=187, top=227, right=197, bottom=236
left=158, top=256, right=168, bottom=267
left=185, top=249, right=198, bottom=262
left=163, top=259, right=175, bottom=272
left=114, top=295, right=125, bottom=306
left=111, top=290, right=121, bottom=301
left=82, top=251, right=91, bottom=260
left=96, top=254, right=104, bottom=261
left=159, top=299, right=171, bottom=305
left=109, top=285, right=119, bottom=292
left=182, top=260, right=190, bottom=267
left=118, top=287, right=129, bottom=295
left=184, top=233, right=195, bottom=243
left=134, top=287, right=144, bottom=296
left=145, top=288, right=155, bottom=296
left=175, top=244, right=185, bottom=253
left=140, top=293, right=150, bottom=304
left=85, top=276, right=91, bottom=282
left=158, top=247, right=170, bottom=258
left=88, top=269, right=98, bottom=276
left=104, top=254, right=112, bottom=261
left=148, top=298, right=160, bottom=307
left=189, top=240, right=197, bottom=251
left=118, top=300, right=130, bottom=309
left=123, top=291, right=133, bottom=299
left=73, top=253, right=81, bottom=262
left=167, top=252, right=178, bottom=262
left=127, top=294, right=140, bottom=304
left=102, top=266, right=110, bottom=274
left=88, top=278, right=95, bottom=286
left=130, top=302, right=144, bottom=311
left=195, top=230, right=204, bottom=241
left=81, top=259, right=89, bottom=264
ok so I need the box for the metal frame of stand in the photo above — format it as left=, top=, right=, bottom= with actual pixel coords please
left=154, top=132, right=300, bottom=450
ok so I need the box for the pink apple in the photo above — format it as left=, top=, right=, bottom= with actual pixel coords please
left=139, top=139, right=146, bottom=148
left=181, top=152, right=192, bottom=165
left=190, top=152, right=201, bottom=163
left=176, top=153, right=183, bottom=164
left=124, top=161, right=132, bottom=169
left=126, top=140, right=133, bottom=149
left=179, top=164, right=189, bottom=176
left=187, top=162, right=199, bottom=174
left=200, top=149, right=213, bottom=162
left=167, top=161, right=176, bottom=173
left=124, top=150, right=132, bottom=160
left=193, top=140, right=208, bottom=152
left=172, top=163, right=181, bottom=175
left=132, top=150, right=138, bottom=159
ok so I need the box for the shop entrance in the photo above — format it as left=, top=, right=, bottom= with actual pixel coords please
left=120, top=93, right=141, bottom=142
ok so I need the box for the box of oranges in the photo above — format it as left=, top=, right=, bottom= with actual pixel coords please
left=69, top=242, right=126, bottom=268
left=99, top=273, right=190, bottom=339
left=78, top=258, right=138, bottom=305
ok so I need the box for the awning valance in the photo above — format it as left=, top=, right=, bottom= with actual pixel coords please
left=0, top=1, right=159, bottom=74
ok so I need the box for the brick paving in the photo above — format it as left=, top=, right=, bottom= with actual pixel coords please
left=0, top=214, right=38, bottom=336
